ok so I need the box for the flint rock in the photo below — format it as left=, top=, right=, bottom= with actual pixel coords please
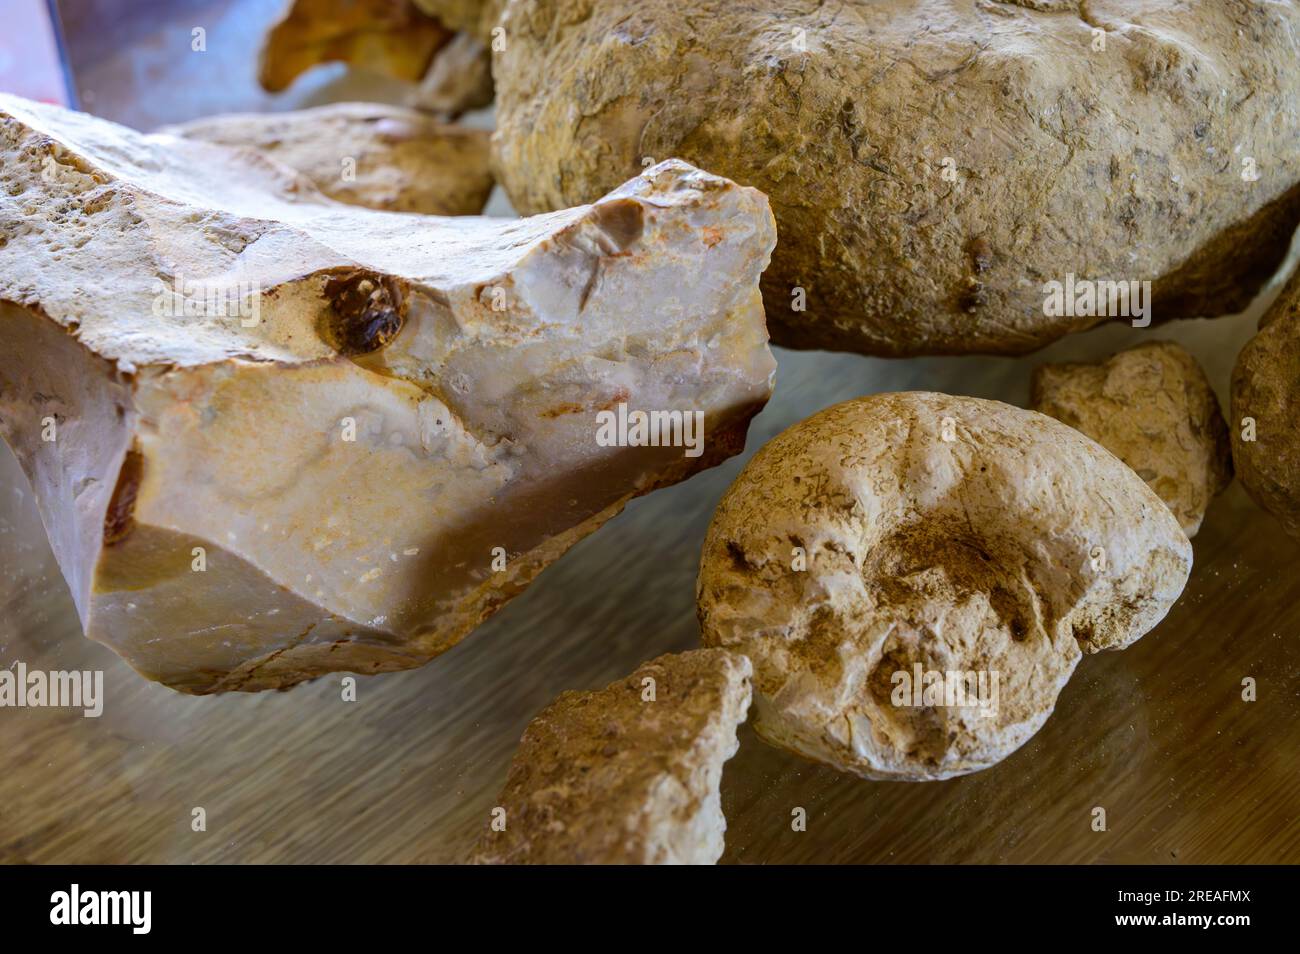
left=0, top=95, right=776, bottom=693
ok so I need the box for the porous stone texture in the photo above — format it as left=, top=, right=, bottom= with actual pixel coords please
left=1231, top=265, right=1300, bottom=540
left=697, top=392, right=1192, bottom=780
left=469, top=649, right=752, bottom=865
left=1031, top=341, right=1232, bottom=538
left=0, top=94, right=776, bottom=694
left=161, top=103, right=494, bottom=216
left=258, top=0, right=450, bottom=93
left=491, top=0, right=1300, bottom=356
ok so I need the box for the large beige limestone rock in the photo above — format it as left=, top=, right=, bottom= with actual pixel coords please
left=161, top=103, right=493, bottom=216
left=469, top=649, right=752, bottom=865
left=1231, top=266, right=1300, bottom=540
left=491, top=0, right=1300, bottom=357
left=1031, top=341, right=1232, bottom=538
left=697, top=393, right=1192, bottom=780
left=0, top=94, right=776, bottom=694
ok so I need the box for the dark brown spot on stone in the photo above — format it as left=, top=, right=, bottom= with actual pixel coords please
left=961, top=277, right=988, bottom=312
left=591, top=198, right=644, bottom=253
left=320, top=271, right=408, bottom=355
left=726, top=540, right=750, bottom=571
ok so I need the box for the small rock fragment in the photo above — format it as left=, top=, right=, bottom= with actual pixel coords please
left=469, top=649, right=752, bottom=865
left=161, top=103, right=493, bottom=215
left=1031, top=341, right=1232, bottom=537
left=260, top=0, right=495, bottom=117
left=258, top=0, right=451, bottom=93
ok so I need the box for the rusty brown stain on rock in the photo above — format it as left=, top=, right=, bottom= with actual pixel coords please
left=538, top=387, right=631, bottom=419
left=103, top=448, right=144, bottom=546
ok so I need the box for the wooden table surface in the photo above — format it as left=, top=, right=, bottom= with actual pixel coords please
left=0, top=0, right=1296, bottom=864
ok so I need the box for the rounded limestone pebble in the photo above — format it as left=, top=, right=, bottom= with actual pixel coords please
left=1031, top=341, right=1232, bottom=538
left=696, top=392, right=1192, bottom=780
left=1231, top=265, right=1300, bottom=540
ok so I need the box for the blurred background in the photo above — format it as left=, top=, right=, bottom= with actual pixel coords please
left=0, top=0, right=1297, bottom=864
